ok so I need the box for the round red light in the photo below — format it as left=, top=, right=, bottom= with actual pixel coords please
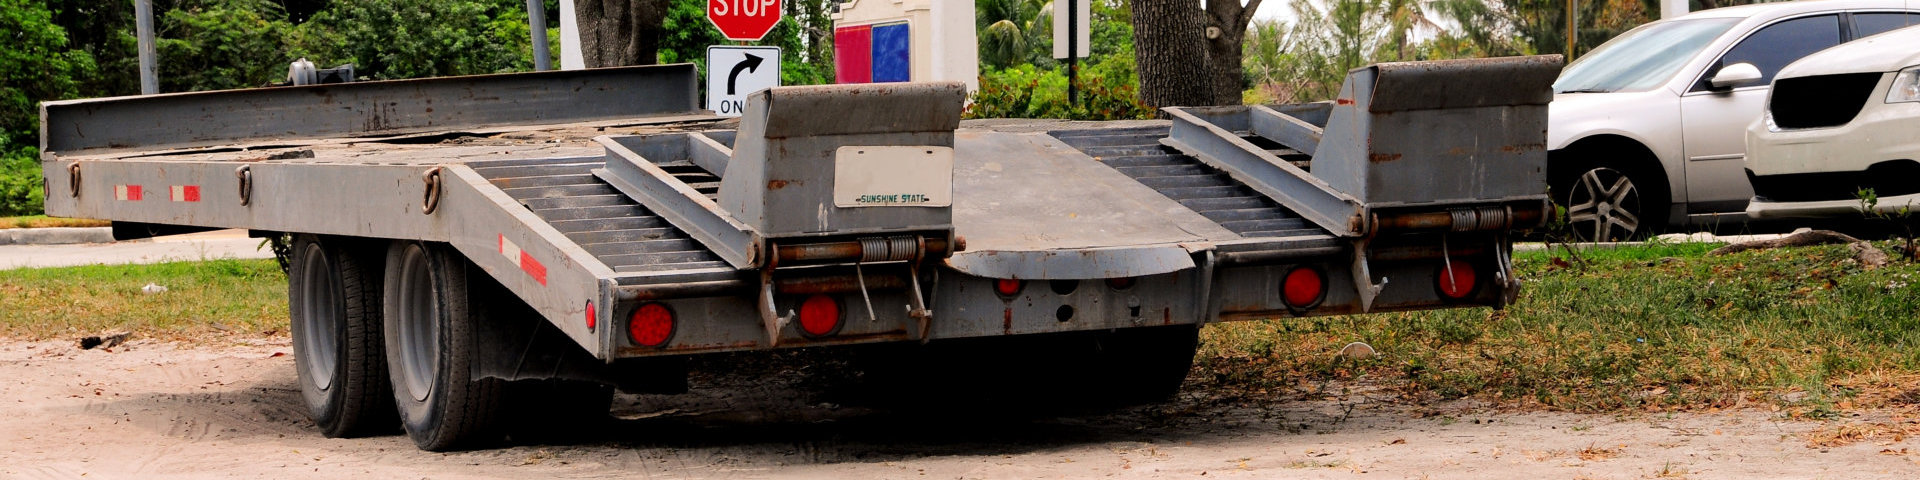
left=1437, top=260, right=1477, bottom=299
left=1105, top=277, right=1136, bottom=290
left=995, top=279, right=1024, bottom=297
left=797, top=295, right=842, bottom=337
left=1281, top=267, right=1325, bottom=309
left=585, top=301, right=597, bottom=332
left=627, top=303, right=674, bottom=347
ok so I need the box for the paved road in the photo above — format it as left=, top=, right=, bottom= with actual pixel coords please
left=0, top=229, right=274, bottom=270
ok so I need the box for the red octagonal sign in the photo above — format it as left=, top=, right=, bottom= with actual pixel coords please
left=708, top=0, right=784, bottom=42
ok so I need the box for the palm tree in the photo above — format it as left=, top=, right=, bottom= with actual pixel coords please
left=1378, top=0, right=1440, bottom=60
left=976, top=0, right=1052, bottom=68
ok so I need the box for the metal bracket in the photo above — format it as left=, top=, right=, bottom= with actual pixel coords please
left=756, top=268, right=793, bottom=346
left=1494, top=232, right=1521, bottom=308
left=906, top=262, right=933, bottom=343
left=235, top=165, right=252, bottom=206
left=421, top=167, right=443, bottom=215
left=1349, top=238, right=1388, bottom=312
left=67, top=163, right=81, bottom=198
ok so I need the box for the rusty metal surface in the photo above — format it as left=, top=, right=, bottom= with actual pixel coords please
left=1161, top=106, right=1366, bottom=236
left=944, top=130, right=1236, bottom=279
left=719, top=83, right=964, bottom=239
left=41, top=64, right=702, bottom=156
left=1365, top=55, right=1563, bottom=113
left=595, top=134, right=761, bottom=269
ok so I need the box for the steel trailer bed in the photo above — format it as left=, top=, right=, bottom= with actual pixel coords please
left=37, top=58, right=1560, bottom=449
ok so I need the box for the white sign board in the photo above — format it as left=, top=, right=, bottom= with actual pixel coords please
left=833, top=146, right=955, bottom=207
left=1052, top=0, right=1091, bottom=59
left=706, top=46, right=781, bottom=117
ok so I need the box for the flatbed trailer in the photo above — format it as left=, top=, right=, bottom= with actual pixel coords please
left=37, top=57, right=1560, bottom=450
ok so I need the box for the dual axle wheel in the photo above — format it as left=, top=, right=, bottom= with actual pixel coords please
left=289, top=236, right=592, bottom=450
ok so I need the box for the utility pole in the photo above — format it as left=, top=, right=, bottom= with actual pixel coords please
left=135, top=0, right=158, bottom=94
left=1565, top=0, right=1578, bottom=60
left=527, top=0, right=551, bottom=71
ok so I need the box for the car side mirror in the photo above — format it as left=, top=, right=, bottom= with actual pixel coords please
left=1710, top=63, right=1763, bottom=89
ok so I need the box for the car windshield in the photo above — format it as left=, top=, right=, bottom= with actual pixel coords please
left=1554, top=18, right=1741, bottom=93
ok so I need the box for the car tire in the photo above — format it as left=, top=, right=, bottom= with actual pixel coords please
left=383, top=241, right=505, bottom=451
left=289, top=234, right=397, bottom=438
left=1556, top=162, right=1669, bottom=242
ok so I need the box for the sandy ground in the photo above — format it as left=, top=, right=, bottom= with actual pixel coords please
left=1, top=337, right=1917, bottom=480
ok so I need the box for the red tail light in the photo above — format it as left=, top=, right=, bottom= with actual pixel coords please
left=797, top=295, right=843, bottom=337
left=1105, top=277, right=1136, bottom=290
left=1281, top=266, right=1326, bottom=309
left=995, top=279, right=1024, bottom=297
left=585, top=301, right=597, bottom=332
left=627, top=302, right=675, bottom=347
left=1437, top=260, right=1477, bottom=300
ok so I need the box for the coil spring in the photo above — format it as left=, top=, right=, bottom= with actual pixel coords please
left=859, top=235, right=921, bottom=263
left=1448, top=207, right=1511, bottom=232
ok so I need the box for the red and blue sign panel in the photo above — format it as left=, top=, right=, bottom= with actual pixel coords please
left=834, top=22, right=910, bottom=84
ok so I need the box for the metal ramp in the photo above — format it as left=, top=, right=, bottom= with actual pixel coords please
left=1049, top=126, right=1323, bottom=239
left=472, top=158, right=727, bottom=274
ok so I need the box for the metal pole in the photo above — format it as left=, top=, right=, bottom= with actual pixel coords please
left=1067, top=0, right=1078, bottom=106
left=527, top=0, right=551, bottom=71
left=1565, top=0, right=1578, bottom=60
left=135, top=0, right=158, bottom=94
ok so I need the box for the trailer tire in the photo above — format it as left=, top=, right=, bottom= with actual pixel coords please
left=289, top=234, right=396, bottom=438
left=383, top=241, right=505, bottom=451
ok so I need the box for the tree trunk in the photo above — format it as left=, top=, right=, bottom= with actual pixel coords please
left=1129, top=0, right=1212, bottom=108
left=573, top=0, right=669, bottom=68
left=1204, top=0, right=1262, bottom=106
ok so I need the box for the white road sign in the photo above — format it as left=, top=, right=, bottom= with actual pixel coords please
left=706, top=46, right=781, bottom=117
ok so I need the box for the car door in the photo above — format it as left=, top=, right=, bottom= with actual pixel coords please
left=1850, top=11, right=1920, bottom=38
left=1678, top=14, right=1843, bottom=214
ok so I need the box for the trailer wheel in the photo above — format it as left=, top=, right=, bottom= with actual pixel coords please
left=289, top=234, right=396, bottom=437
left=383, top=241, right=505, bottom=451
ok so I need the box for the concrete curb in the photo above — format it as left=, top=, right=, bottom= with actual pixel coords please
left=0, top=227, right=116, bottom=246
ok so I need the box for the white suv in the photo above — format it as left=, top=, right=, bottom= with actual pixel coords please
left=1745, top=25, right=1920, bottom=219
left=1548, top=0, right=1919, bottom=240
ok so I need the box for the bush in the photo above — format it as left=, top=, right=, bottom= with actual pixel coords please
left=0, top=147, right=44, bottom=217
left=965, top=55, right=1154, bottom=121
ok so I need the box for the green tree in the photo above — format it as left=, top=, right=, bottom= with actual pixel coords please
left=157, top=0, right=295, bottom=91
left=295, top=0, right=528, bottom=79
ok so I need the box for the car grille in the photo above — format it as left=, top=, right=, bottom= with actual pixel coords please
left=1768, top=73, right=1883, bottom=130
left=1748, top=160, right=1920, bottom=203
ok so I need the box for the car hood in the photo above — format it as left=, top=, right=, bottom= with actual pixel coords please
left=1779, top=25, right=1920, bottom=78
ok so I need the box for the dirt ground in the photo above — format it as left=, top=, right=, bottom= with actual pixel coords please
left=2, top=337, right=1917, bottom=480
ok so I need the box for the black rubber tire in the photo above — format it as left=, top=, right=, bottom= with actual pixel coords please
left=382, top=241, right=505, bottom=451
left=1553, top=159, right=1670, bottom=242
left=288, top=234, right=396, bottom=438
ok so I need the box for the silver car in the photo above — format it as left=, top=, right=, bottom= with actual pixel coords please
left=1548, top=0, right=1919, bottom=240
left=1746, top=24, right=1920, bottom=219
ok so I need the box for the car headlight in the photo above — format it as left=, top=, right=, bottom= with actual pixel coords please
left=1890, top=66, right=1920, bottom=103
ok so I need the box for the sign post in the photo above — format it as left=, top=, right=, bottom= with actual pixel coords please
left=706, top=46, right=781, bottom=117
left=707, top=0, right=784, bottom=42
left=1052, top=0, right=1091, bottom=106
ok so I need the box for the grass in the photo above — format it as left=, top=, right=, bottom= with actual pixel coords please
left=0, top=215, right=111, bottom=229
left=0, top=259, right=287, bottom=342
left=1197, top=240, right=1920, bottom=413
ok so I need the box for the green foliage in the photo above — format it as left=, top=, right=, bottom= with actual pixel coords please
left=1, top=0, right=87, bottom=145
left=660, top=0, right=834, bottom=89
left=297, top=0, right=528, bottom=79
left=966, top=55, right=1154, bottom=121
left=0, top=147, right=44, bottom=217
left=156, top=0, right=295, bottom=90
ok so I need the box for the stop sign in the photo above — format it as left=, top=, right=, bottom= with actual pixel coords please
left=707, top=0, right=783, bottom=42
